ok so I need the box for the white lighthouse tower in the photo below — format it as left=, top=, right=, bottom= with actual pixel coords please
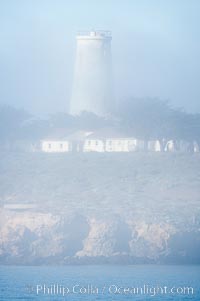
left=70, top=30, right=113, bottom=116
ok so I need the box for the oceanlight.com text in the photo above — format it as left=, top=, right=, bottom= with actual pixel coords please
left=26, top=283, right=194, bottom=297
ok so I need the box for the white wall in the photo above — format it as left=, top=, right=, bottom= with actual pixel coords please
left=41, top=141, right=70, bottom=152
left=83, top=139, right=138, bottom=152
left=83, top=139, right=104, bottom=152
left=41, top=138, right=199, bottom=153
left=105, top=139, right=137, bottom=152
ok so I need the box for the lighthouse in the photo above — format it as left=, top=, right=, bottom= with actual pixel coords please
left=70, top=30, right=113, bottom=116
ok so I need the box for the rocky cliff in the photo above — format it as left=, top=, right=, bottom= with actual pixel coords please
left=0, top=152, right=200, bottom=264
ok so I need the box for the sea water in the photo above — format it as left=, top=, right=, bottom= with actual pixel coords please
left=0, top=265, right=199, bottom=300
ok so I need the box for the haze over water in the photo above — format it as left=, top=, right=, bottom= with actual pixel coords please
left=1, top=265, right=200, bottom=300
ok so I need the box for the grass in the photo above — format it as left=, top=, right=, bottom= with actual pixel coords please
left=0, top=151, right=200, bottom=227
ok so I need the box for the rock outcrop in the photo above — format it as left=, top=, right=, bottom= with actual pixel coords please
left=1, top=208, right=199, bottom=264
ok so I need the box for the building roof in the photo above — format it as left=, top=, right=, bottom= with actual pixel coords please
left=41, top=128, right=136, bottom=141
left=42, top=129, right=93, bottom=141
left=65, top=131, right=93, bottom=141
left=85, top=128, right=135, bottom=140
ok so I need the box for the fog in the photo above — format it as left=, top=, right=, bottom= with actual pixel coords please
left=0, top=1, right=200, bottom=266
left=0, top=0, right=200, bottom=115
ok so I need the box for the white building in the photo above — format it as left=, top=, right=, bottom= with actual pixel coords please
left=40, top=129, right=200, bottom=153
left=105, top=139, right=137, bottom=152
left=41, top=140, right=70, bottom=153
left=83, top=138, right=138, bottom=152
left=83, top=129, right=139, bottom=152
left=83, top=139, right=105, bottom=152
left=40, top=129, right=73, bottom=153
left=40, top=129, right=140, bottom=153
left=41, top=130, right=93, bottom=153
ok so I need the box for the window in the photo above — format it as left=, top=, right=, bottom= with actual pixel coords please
left=60, top=144, right=63, bottom=149
left=48, top=144, right=51, bottom=149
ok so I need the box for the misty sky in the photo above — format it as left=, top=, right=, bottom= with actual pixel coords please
left=0, top=0, right=200, bottom=116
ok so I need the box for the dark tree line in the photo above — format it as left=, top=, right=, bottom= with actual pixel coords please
left=0, top=105, right=31, bottom=143
left=0, top=99, right=200, bottom=150
left=117, top=98, right=200, bottom=150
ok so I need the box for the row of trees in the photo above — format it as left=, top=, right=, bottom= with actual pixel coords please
left=0, top=105, right=112, bottom=143
left=117, top=98, right=200, bottom=150
left=0, top=99, right=200, bottom=149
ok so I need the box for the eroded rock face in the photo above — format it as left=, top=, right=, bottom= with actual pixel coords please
left=0, top=209, right=199, bottom=264
left=76, top=218, right=132, bottom=257
left=0, top=210, right=89, bottom=263
left=128, top=221, right=176, bottom=259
